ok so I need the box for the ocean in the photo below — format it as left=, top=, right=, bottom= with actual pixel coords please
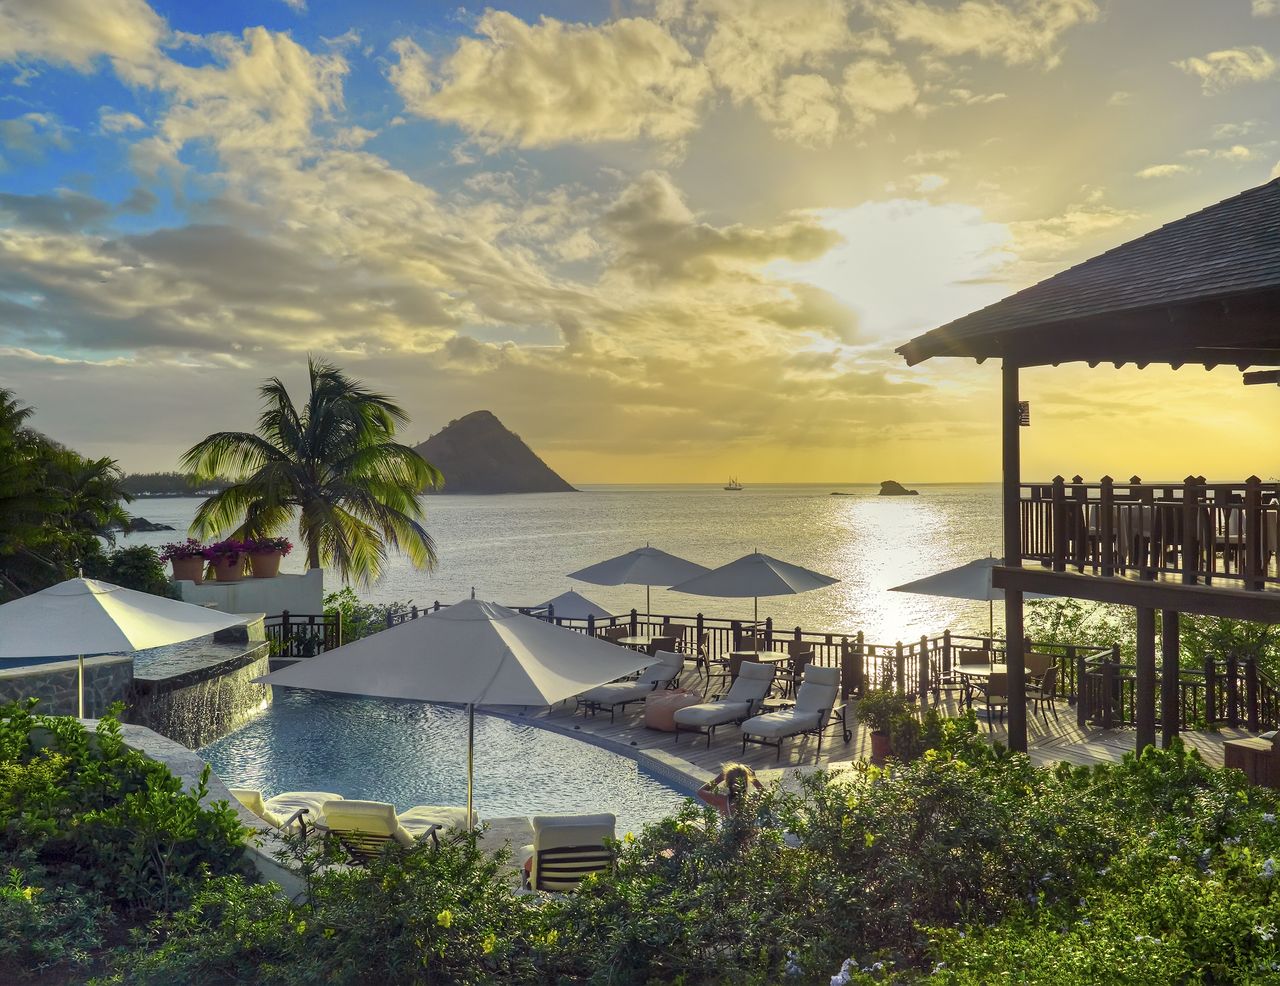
left=120, top=484, right=1005, bottom=645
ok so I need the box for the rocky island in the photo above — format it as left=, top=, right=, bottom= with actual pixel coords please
left=413, top=410, right=576, bottom=494
left=878, top=480, right=919, bottom=496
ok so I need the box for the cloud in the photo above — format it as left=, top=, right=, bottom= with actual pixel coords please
left=1136, top=163, right=1193, bottom=178
left=868, top=0, right=1100, bottom=67
left=1254, top=0, right=1277, bottom=15
left=1008, top=195, right=1140, bottom=263
left=98, top=108, right=146, bottom=133
left=389, top=12, right=710, bottom=148
left=1174, top=46, right=1277, bottom=92
left=0, top=190, right=111, bottom=231
left=1107, top=90, right=1131, bottom=105
left=759, top=73, right=842, bottom=146
left=0, top=113, right=71, bottom=159
left=279, top=0, right=307, bottom=10
left=0, top=0, right=164, bottom=72
left=842, top=58, right=919, bottom=124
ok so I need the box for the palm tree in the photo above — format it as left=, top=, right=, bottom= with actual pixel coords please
left=181, top=358, right=442, bottom=583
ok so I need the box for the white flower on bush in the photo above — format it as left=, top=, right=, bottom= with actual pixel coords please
left=830, top=958, right=855, bottom=986
left=785, top=951, right=802, bottom=977
left=1263, top=813, right=1276, bottom=824
left=1263, top=858, right=1276, bottom=879
left=1254, top=924, right=1275, bottom=942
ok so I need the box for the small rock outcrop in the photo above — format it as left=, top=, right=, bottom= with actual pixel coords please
left=112, top=517, right=176, bottom=532
left=878, top=480, right=919, bottom=497
left=413, top=410, right=576, bottom=494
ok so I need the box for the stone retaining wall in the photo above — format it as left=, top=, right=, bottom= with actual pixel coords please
left=0, top=654, right=133, bottom=717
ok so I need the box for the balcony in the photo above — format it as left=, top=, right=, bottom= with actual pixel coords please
left=1018, top=477, right=1280, bottom=592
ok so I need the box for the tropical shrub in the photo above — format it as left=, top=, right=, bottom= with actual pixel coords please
left=323, top=586, right=412, bottom=643
left=83, top=543, right=178, bottom=597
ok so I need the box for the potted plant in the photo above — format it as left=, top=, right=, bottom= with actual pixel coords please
left=247, top=536, right=292, bottom=579
left=857, top=689, right=917, bottom=766
left=206, top=539, right=250, bottom=583
left=159, top=539, right=208, bottom=583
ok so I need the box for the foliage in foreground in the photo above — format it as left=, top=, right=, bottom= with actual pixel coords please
left=8, top=704, right=1280, bottom=984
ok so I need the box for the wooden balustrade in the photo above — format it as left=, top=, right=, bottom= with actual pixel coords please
left=1019, top=477, right=1280, bottom=589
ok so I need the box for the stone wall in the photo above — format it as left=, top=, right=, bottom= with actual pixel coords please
left=0, top=654, right=133, bottom=717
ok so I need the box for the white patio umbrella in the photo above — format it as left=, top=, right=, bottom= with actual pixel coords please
left=535, top=590, right=612, bottom=622
left=0, top=578, right=248, bottom=717
left=568, top=545, right=709, bottom=620
left=668, top=551, right=839, bottom=650
left=889, top=556, right=1051, bottom=635
left=257, top=598, right=658, bottom=830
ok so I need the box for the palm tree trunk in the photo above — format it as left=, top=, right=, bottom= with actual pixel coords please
left=307, top=539, right=320, bottom=570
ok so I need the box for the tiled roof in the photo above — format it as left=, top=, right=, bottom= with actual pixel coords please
left=898, top=178, right=1280, bottom=365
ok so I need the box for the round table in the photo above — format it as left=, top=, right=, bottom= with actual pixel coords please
left=617, top=635, right=660, bottom=649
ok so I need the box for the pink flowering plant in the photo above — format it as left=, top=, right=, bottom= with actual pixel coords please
left=205, top=538, right=251, bottom=562
left=248, top=536, right=293, bottom=555
left=158, top=539, right=208, bottom=562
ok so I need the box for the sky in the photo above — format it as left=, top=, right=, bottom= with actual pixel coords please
left=0, top=0, right=1279, bottom=484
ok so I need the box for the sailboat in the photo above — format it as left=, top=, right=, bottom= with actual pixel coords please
left=724, top=476, right=744, bottom=491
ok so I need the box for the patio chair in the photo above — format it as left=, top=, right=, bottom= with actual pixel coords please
left=321, top=799, right=475, bottom=863
left=663, top=620, right=686, bottom=652
left=230, top=788, right=344, bottom=835
left=519, top=813, right=616, bottom=892
left=739, top=665, right=845, bottom=762
left=600, top=625, right=629, bottom=644
left=977, top=671, right=1009, bottom=730
left=647, top=635, right=677, bottom=656
left=1025, top=651, right=1055, bottom=685
left=672, top=661, right=776, bottom=748
left=577, top=651, right=683, bottom=721
left=1029, top=665, right=1059, bottom=722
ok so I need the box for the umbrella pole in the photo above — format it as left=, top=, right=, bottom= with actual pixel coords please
left=466, top=703, right=475, bottom=834
left=989, top=599, right=994, bottom=638
left=753, top=597, right=759, bottom=652
left=646, top=585, right=651, bottom=625
left=78, top=655, right=84, bottom=719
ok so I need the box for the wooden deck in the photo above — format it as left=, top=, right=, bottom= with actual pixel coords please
left=530, top=688, right=1251, bottom=786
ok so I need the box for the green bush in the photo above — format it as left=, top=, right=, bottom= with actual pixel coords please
left=82, top=544, right=178, bottom=598
left=0, top=857, right=111, bottom=978
left=323, top=586, right=413, bottom=643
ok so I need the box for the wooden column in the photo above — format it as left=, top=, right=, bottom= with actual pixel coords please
left=1135, top=606, right=1157, bottom=750
left=1002, top=360, right=1027, bottom=752
left=1161, top=609, right=1180, bottom=747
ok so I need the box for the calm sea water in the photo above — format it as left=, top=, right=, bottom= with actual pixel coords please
left=122, top=484, right=1003, bottom=644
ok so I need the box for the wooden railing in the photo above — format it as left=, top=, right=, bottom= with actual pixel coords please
left=1021, top=476, right=1280, bottom=589
left=384, top=603, right=1111, bottom=705
left=265, top=611, right=342, bottom=658
left=1077, top=650, right=1280, bottom=732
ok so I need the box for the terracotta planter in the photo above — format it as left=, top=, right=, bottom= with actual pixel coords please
left=210, top=555, right=246, bottom=583
left=249, top=550, right=283, bottom=579
left=170, top=556, right=205, bottom=583
left=869, top=731, right=892, bottom=766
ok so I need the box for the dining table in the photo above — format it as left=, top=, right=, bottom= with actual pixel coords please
left=954, top=662, right=1008, bottom=710
left=616, top=635, right=662, bottom=650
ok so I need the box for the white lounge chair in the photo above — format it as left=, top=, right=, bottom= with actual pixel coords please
left=578, top=651, right=683, bottom=722
left=230, top=788, right=344, bottom=834
left=739, top=665, right=847, bottom=762
left=519, top=813, right=616, bottom=892
left=320, top=799, right=478, bottom=863
left=672, top=661, right=776, bottom=748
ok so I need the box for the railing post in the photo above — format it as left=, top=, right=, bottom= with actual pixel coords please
left=731, top=620, right=741, bottom=649
left=1204, top=656, right=1217, bottom=724
left=919, top=634, right=930, bottom=703
left=1226, top=653, right=1239, bottom=727
left=1182, top=474, right=1200, bottom=584
left=764, top=616, right=773, bottom=648
left=1051, top=475, right=1067, bottom=573
left=433, top=600, right=441, bottom=612
left=547, top=604, right=555, bottom=624
left=855, top=631, right=865, bottom=695
left=1247, top=656, right=1260, bottom=732
left=1076, top=652, right=1089, bottom=728
left=586, top=613, right=595, bottom=637
left=1099, top=659, right=1115, bottom=729
left=942, top=629, right=952, bottom=678
left=281, top=610, right=291, bottom=657
left=1071, top=475, right=1087, bottom=570
left=1100, top=475, right=1115, bottom=578
left=1246, top=475, right=1263, bottom=591
left=696, top=612, right=704, bottom=646
left=335, top=611, right=343, bottom=648
left=895, top=641, right=905, bottom=694
left=630, top=608, right=638, bottom=635
left=840, top=637, right=853, bottom=699
left=411, top=604, right=419, bottom=621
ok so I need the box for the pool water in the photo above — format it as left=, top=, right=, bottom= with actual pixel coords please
left=199, top=690, right=690, bottom=835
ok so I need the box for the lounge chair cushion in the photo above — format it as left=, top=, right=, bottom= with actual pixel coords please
left=264, top=790, right=344, bottom=829
left=674, top=699, right=754, bottom=728
left=580, top=680, right=657, bottom=705
left=322, top=799, right=416, bottom=848
left=229, top=788, right=287, bottom=829
left=398, top=805, right=477, bottom=834
left=524, top=813, right=617, bottom=892
left=741, top=708, right=823, bottom=738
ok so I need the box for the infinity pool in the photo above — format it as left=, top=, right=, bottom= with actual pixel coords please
left=200, top=690, right=690, bottom=835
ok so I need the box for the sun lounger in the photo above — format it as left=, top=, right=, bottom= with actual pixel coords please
left=739, top=665, right=844, bottom=762
left=230, top=788, right=344, bottom=834
left=519, top=813, right=616, bottom=892
left=578, top=651, right=683, bottom=721
left=320, top=799, right=476, bottom=863
left=672, top=661, right=776, bottom=747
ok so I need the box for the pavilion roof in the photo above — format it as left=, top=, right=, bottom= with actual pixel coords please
left=897, top=178, right=1280, bottom=368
